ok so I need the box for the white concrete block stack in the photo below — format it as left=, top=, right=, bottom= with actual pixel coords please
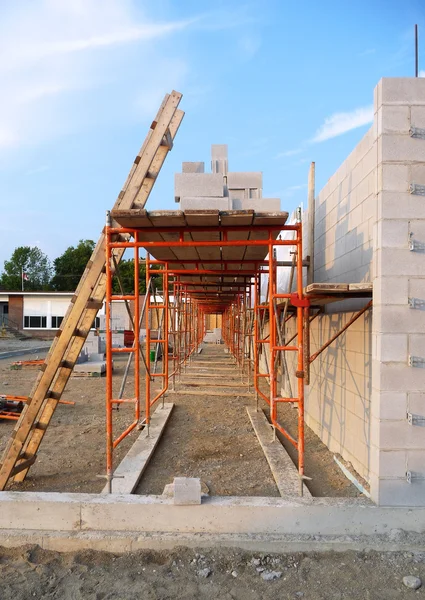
left=175, top=144, right=280, bottom=211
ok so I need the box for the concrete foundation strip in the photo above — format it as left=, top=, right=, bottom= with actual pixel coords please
left=0, top=492, right=424, bottom=553
left=247, top=407, right=311, bottom=498
left=101, top=403, right=174, bottom=494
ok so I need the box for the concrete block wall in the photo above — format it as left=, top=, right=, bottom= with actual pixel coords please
left=314, top=127, right=376, bottom=287
left=279, top=79, right=425, bottom=506
left=278, top=117, right=378, bottom=483
left=262, top=310, right=372, bottom=483
left=300, top=312, right=372, bottom=482
left=370, top=78, right=425, bottom=506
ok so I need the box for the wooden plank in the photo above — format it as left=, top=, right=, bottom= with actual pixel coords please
left=169, top=390, right=254, bottom=398
left=0, top=92, right=183, bottom=489
left=102, top=403, right=174, bottom=494
left=179, top=380, right=247, bottom=388
left=251, top=211, right=289, bottom=226
left=246, top=407, right=311, bottom=498
left=348, top=283, right=373, bottom=292
left=180, top=373, right=240, bottom=379
left=305, top=283, right=349, bottom=294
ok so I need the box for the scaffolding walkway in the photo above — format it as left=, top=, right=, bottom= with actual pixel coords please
left=0, top=91, right=373, bottom=496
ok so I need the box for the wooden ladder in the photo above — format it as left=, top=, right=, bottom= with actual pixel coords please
left=0, top=91, right=184, bottom=490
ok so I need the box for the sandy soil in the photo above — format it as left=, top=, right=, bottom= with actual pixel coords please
left=0, top=545, right=424, bottom=599
left=0, top=343, right=360, bottom=497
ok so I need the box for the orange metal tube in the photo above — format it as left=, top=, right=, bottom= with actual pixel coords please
left=145, top=253, right=151, bottom=426
left=105, top=220, right=114, bottom=488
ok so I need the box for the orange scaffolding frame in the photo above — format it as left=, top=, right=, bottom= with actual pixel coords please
left=104, top=211, right=310, bottom=494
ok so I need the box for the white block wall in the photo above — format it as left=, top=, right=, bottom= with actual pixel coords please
left=281, top=79, right=425, bottom=506
left=370, top=78, right=425, bottom=506
left=314, top=127, right=376, bottom=288
left=280, top=122, right=377, bottom=483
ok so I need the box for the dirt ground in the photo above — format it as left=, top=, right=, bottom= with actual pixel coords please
left=0, top=545, right=424, bottom=600
left=0, top=342, right=360, bottom=497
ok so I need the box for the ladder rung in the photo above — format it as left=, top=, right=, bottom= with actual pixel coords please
left=87, top=300, right=103, bottom=310
left=34, top=422, right=48, bottom=431
left=60, top=360, right=74, bottom=370
left=10, top=456, right=36, bottom=478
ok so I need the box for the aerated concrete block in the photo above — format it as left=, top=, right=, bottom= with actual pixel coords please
left=211, top=145, right=228, bottom=174
left=175, top=173, right=224, bottom=201
left=377, top=77, right=425, bottom=105
left=180, top=196, right=230, bottom=211
left=182, top=162, right=204, bottom=173
left=227, top=172, right=262, bottom=189
left=173, top=477, right=201, bottom=505
left=230, top=197, right=281, bottom=211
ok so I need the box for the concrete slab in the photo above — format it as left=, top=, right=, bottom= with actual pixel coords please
left=247, top=407, right=311, bottom=498
left=102, top=403, right=174, bottom=494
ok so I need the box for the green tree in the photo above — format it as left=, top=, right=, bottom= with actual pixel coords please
left=112, top=259, right=147, bottom=294
left=51, top=239, right=95, bottom=291
left=0, top=246, right=52, bottom=291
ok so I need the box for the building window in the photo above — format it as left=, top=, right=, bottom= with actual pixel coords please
left=91, top=316, right=100, bottom=330
left=51, top=316, right=64, bottom=328
left=24, top=316, right=47, bottom=328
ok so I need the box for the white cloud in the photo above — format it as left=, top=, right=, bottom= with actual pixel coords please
left=281, top=184, right=307, bottom=197
left=358, top=48, right=376, bottom=57
left=311, top=105, right=373, bottom=143
left=238, top=34, right=261, bottom=59
left=419, top=70, right=425, bottom=77
left=0, top=1, right=193, bottom=151
left=25, top=165, right=51, bottom=176
left=275, top=148, right=302, bottom=159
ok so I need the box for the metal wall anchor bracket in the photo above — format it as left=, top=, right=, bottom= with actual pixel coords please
left=409, top=183, right=425, bottom=196
left=408, top=297, right=425, bottom=309
left=408, top=238, right=425, bottom=251
left=407, top=412, right=425, bottom=426
left=410, top=126, right=425, bottom=139
left=408, top=355, right=425, bottom=367
left=406, top=471, right=425, bottom=484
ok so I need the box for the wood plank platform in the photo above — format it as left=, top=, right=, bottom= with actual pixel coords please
left=102, top=403, right=174, bottom=494
left=169, top=390, right=254, bottom=398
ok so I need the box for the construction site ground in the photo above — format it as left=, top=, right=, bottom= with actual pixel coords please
left=0, top=341, right=361, bottom=497
left=0, top=544, right=424, bottom=600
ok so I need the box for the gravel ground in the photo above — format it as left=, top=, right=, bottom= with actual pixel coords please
left=0, top=545, right=424, bottom=599
left=0, top=345, right=361, bottom=496
left=0, top=339, right=51, bottom=352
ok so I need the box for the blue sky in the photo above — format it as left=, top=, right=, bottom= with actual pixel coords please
left=0, top=0, right=424, bottom=268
